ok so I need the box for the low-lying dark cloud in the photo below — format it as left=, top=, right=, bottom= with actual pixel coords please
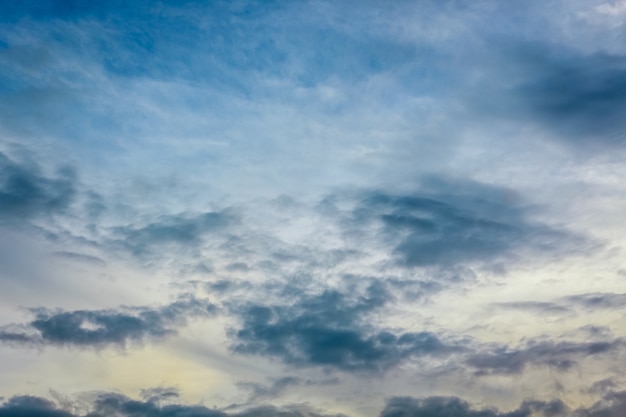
left=230, top=282, right=456, bottom=372
left=4, top=390, right=626, bottom=417
left=380, top=396, right=568, bottom=417
left=466, top=339, right=623, bottom=375
left=0, top=296, right=215, bottom=348
left=0, top=151, right=76, bottom=222
left=342, top=178, right=584, bottom=269
left=574, top=390, right=626, bottom=417
left=0, top=396, right=74, bottom=417
left=0, top=392, right=346, bottom=417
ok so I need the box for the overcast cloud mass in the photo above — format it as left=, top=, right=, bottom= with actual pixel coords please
left=1, top=1, right=626, bottom=417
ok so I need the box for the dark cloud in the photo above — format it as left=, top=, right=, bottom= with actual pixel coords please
left=474, top=42, right=626, bottom=148
left=380, top=396, right=568, bottom=417
left=0, top=396, right=74, bottom=417
left=5, top=391, right=626, bottom=417
left=343, top=177, right=582, bottom=269
left=466, top=339, right=623, bottom=375
left=86, top=393, right=225, bottom=417
left=0, top=392, right=345, bottom=417
left=230, top=282, right=456, bottom=372
left=0, top=296, right=215, bottom=348
left=113, top=210, right=236, bottom=255
left=515, top=50, right=626, bottom=146
left=0, top=152, right=76, bottom=223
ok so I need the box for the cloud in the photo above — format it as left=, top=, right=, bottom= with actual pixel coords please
left=492, top=301, right=571, bottom=315
left=237, top=377, right=303, bottom=402
left=229, top=281, right=456, bottom=372
left=112, top=210, right=237, bottom=256
left=380, top=396, right=568, bottom=417
left=0, top=296, right=215, bottom=348
left=0, top=392, right=346, bottom=417
left=341, top=177, right=585, bottom=269
left=0, top=396, right=74, bottom=417
left=564, top=293, right=626, bottom=310
left=0, top=151, right=76, bottom=223
left=574, top=391, right=626, bottom=417
left=466, top=339, right=623, bottom=375
left=52, top=251, right=106, bottom=266
left=473, top=42, right=626, bottom=148
left=5, top=390, right=626, bottom=417
left=139, top=387, right=180, bottom=405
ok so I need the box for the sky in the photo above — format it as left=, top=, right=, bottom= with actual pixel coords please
left=1, top=1, right=626, bottom=417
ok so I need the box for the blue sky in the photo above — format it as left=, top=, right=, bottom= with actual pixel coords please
left=1, top=1, right=626, bottom=417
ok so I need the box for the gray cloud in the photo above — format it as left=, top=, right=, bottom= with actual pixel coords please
left=380, top=396, right=568, bottom=417
left=0, top=151, right=76, bottom=223
left=52, top=252, right=106, bottom=266
left=0, top=392, right=346, bottom=417
left=229, top=281, right=456, bottom=372
left=473, top=42, right=626, bottom=149
left=574, top=391, right=626, bottom=417
left=564, top=293, right=626, bottom=310
left=237, top=377, right=303, bottom=402
left=0, top=296, right=215, bottom=348
left=0, top=396, right=74, bottom=417
left=112, top=210, right=237, bottom=256
left=466, top=339, right=623, bottom=375
left=341, top=177, right=584, bottom=269
left=492, top=301, right=571, bottom=315
left=5, top=390, right=626, bottom=417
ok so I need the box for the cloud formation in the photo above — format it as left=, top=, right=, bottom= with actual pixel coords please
left=5, top=391, right=626, bottom=417
left=339, top=178, right=586, bottom=269
left=466, top=339, right=623, bottom=375
left=0, top=151, right=75, bottom=222
left=230, top=281, right=454, bottom=372
left=0, top=296, right=215, bottom=348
